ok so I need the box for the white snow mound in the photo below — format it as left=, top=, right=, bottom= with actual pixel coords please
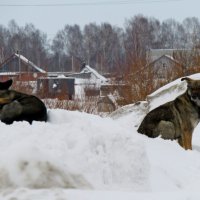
left=0, top=110, right=150, bottom=191
left=2, top=74, right=200, bottom=199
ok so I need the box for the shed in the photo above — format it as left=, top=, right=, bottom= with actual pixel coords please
left=37, top=77, right=75, bottom=100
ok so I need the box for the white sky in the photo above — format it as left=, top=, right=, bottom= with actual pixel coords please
left=0, top=0, right=199, bottom=39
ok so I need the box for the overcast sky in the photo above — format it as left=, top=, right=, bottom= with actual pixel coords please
left=0, top=0, right=199, bottom=39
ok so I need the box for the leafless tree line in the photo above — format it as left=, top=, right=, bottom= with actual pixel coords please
left=1, top=15, right=200, bottom=74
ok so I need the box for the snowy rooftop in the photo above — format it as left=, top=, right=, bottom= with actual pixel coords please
left=15, top=53, right=46, bottom=73
left=81, top=65, right=107, bottom=82
left=149, top=54, right=180, bottom=66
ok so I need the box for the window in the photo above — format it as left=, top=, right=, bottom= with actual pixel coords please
left=162, top=63, right=167, bottom=68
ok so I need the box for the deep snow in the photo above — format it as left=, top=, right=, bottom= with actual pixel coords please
left=1, top=74, right=200, bottom=199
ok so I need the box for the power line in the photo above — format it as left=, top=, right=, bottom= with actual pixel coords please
left=0, top=0, right=184, bottom=7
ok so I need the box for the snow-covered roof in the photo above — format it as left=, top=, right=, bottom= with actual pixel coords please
left=148, top=48, right=191, bottom=62
left=149, top=54, right=180, bottom=66
left=80, top=65, right=107, bottom=82
left=38, top=76, right=74, bottom=80
left=0, top=72, right=18, bottom=76
left=164, top=54, right=175, bottom=61
left=14, top=53, right=46, bottom=73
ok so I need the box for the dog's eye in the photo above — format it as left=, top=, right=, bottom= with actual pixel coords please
left=192, top=95, right=198, bottom=99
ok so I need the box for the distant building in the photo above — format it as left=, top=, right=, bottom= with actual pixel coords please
left=68, top=65, right=108, bottom=98
left=147, top=49, right=191, bottom=62
left=148, top=54, right=182, bottom=80
left=37, top=65, right=108, bottom=100
left=0, top=53, right=46, bottom=81
left=37, top=76, right=75, bottom=100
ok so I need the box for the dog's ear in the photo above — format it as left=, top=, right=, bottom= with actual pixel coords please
left=0, top=79, right=13, bottom=90
left=181, top=77, right=193, bottom=84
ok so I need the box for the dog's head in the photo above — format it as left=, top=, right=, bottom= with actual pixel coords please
left=0, top=79, right=13, bottom=105
left=0, top=79, right=13, bottom=90
left=182, top=77, right=200, bottom=106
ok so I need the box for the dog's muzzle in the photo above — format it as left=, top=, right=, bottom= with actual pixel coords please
left=191, top=95, right=200, bottom=106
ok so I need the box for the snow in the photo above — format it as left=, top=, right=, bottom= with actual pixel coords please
left=81, top=65, right=107, bottom=83
left=1, top=75, right=200, bottom=199
left=147, top=73, right=200, bottom=111
left=15, top=53, right=46, bottom=73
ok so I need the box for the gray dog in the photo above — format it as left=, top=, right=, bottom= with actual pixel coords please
left=137, top=77, right=200, bottom=150
left=0, top=79, right=47, bottom=124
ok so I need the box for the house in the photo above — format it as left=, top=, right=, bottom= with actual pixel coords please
left=37, top=65, right=108, bottom=100
left=67, top=65, right=108, bottom=99
left=0, top=53, right=46, bottom=81
left=148, top=54, right=182, bottom=80
left=146, top=49, right=199, bottom=81
left=0, top=55, right=109, bottom=100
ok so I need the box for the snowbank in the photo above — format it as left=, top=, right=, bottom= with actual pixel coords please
left=1, top=107, right=200, bottom=199
left=1, top=74, right=200, bottom=199
left=148, top=73, right=200, bottom=111
left=0, top=110, right=150, bottom=191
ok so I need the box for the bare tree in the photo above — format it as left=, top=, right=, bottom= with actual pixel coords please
left=0, top=25, right=10, bottom=62
left=83, top=23, right=100, bottom=68
left=97, top=23, right=123, bottom=73
left=51, top=24, right=83, bottom=72
left=182, top=17, right=200, bottom=48
left=161, top=19, right=186, bottom=49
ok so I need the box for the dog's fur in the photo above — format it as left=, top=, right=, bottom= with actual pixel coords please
left=0, top=79, right=47, bottom=124
left=137, top=77, right=200, bottom=150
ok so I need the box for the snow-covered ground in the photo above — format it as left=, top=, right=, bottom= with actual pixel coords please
left=1, top=74, right=200, bottom=199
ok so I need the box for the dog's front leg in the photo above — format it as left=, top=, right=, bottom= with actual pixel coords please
left=179, top=131, right=192, bottom=150
left=0, top=101, right=22, bottom=124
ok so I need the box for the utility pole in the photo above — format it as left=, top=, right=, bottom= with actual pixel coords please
left=58, top=54, right=61, bottom=71
left=17, top=50, right=21, bottom=80
left=71, top=56, right=74, bottom=72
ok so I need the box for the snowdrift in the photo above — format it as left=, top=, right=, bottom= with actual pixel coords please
left=1, top=74, right=200, bottom=199
left=0, top=110, right=149, bottom=191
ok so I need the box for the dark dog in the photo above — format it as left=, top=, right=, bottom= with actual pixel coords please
left=0, top=79, right=47, bottom=124
left=137, top=77, right=200, bottom=150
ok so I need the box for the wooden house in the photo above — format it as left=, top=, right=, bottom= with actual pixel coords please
left=0, top=53, right=46, bottom=81
left=148, top=54, right=182, bottom=81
